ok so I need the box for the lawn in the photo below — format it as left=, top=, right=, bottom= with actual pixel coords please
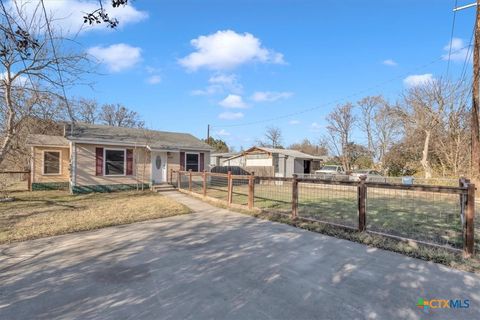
left=0, top=190, right=191, bottom=244
left=192, top=180, right=476, bottom=251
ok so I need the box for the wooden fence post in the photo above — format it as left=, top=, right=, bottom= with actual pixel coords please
left=358, top=175, right=367, bottom=231
left=203, top=170, right=207, bottom=197
left=188, top=169, right=192, bottom=191
left=248, top=172, right=255, bottom=210
left=227, top=171, right=233, bottom=205
left=464, top=182, right=475, bottom=257
left=292, top=174, right=298, bottom=219
left=177, top=171, right=181, bottom=189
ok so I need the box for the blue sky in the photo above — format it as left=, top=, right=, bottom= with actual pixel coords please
left=42, top=0, right=476, bottom=150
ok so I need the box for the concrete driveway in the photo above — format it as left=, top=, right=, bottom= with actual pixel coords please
left=1, top=192, right=479, bottom=320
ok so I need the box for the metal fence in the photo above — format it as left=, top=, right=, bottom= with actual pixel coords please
left=296, top=173, right=460, bottom=186
left=173, top=170, right=476, bottom=256
left=0, top=171, right=31, bottom=192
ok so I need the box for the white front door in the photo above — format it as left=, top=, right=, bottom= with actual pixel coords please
left=152, top=152, right=167, bottom=184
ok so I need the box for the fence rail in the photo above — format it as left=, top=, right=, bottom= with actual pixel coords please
left=171, top=170, right=476, bottom=257
left=0, top=171, right=31, bottom=192
left=296, top=173, right=460, bottom=186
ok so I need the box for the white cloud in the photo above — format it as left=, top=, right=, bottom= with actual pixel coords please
left=218, top=111, right=244, bottom=120
left=7, top=0, right=148, bottom=35
left=209, top=74, right=237, bottom=85
left=179, top=30, right=285, bottom=71
left=191, top=73, right=242, bottom=96
left=216, top=129, right=231, bottom=136
left=87, top=43, right=142, bottom=72
left=382, top=59, right=398, bottom=66
left=289, top=120, right=300, bottom=125
left=251, top=91, right=293, bottom=102
left=219, top=94, right=248, bottom=108
left=191, top=86, right=221, bottom=96
left=442, top=38, right=470, bottom=63
left=146, top=75, right=161, bottom=84
left=310, top=122, right=322, bottom=132
left=0, top=72, right=29, bottom=87
left=403, top=74, right=435, bottom=87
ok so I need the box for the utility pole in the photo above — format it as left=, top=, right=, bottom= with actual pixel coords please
left=473, top=1, right=480, bottom=183
left=455, top=1, right=480, bottom=182
left=207, top=124, right=210, bottom=142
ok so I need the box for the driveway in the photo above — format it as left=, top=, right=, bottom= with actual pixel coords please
left=1, top=192, right=479, bottom=320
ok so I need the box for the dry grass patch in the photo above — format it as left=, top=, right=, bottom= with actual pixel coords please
left=0, top=190, right=190, bottom=244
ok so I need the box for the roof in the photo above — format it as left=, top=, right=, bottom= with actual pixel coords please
left=26, top=134, right=69, bottom=147
left=65, top=123, right=212, bottom=151
left=211, top=152, right=240, bottom=157
left=227, top=146, right=328, bottom=161
left=257, top=147, right=327, bottom=160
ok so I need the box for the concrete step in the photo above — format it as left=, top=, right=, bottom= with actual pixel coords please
left=153, top=184, right=176, bottom=192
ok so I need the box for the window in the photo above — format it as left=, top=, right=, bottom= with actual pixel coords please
left=105, top=149, right=125, bottom=175
left=185, top=153, right=199, bottom=172
left=43, top=151, right=61, bottom=175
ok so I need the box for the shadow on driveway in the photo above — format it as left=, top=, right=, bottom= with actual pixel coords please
left=0, top=192, right=479, bottom=320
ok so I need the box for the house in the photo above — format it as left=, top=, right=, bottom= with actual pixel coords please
left=224, top=146, right=328, bottom=177
left=26, top=123, right=212, bottom=193
left=210, top=152, right=241, bottom=167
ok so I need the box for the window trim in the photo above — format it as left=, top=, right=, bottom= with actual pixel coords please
left=103, top=148, right=127, bottom=177
left=42, top=150, right=62, bottom=176
left=184, top=152, right=200, bottom=172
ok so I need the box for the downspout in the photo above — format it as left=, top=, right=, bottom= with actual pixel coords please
left=31, top=146, right=35, bottom=187
left=70, top=142, right=77, bottom=194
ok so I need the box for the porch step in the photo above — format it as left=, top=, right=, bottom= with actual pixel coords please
left=153, top=184, right=176, bottom=192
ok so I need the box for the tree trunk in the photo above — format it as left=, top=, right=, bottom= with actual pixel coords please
left=0, top=77, right=14, bottom=166
left=421, top=130, right=432, bottom=179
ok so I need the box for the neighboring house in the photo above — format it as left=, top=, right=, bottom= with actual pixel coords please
left=224, top=146, right=328, bottom=177
left=26, top=123, right=212, bottom=193
left=210, top=152, right=241, bottom=167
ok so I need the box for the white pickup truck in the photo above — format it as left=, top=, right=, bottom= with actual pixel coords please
left=315, top=165, right=345, bottom=175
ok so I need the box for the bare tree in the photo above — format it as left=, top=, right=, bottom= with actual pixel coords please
left=289, top=138, right=328, bottom=156
left=74, top=98, right=98, bottom=124
left=396, top=79, right=449, bottom=178
left=434, top=82, right=470, bottom=176
left=99, top=103, right=144, bottom=128
left=325, top=103, right=356, bottom=170
left=0, top=0, right=89, bottom=166
left=357, top=96, right=382, bottom=157
left=259, top=126, right=283, bottom=148
left=374, top=102, right=402, bottom=170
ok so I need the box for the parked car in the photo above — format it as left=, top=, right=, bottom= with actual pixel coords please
left=349, top=169, right=385, bottom=182
left=315, top=165, right=345, bottom=175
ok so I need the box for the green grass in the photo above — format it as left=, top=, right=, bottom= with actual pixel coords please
left=198, top=182, right=475, bottom=251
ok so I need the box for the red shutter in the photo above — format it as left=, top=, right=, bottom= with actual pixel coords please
left=180, top=152, right=185, bottom=170
left=95, top=147, right=103, bottom=176
left=199, top=153, right=204, bottom=172
left=126, top=149, right=133, bottom=175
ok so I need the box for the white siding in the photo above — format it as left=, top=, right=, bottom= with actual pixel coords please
left=246, top=158, right=272, bottom=167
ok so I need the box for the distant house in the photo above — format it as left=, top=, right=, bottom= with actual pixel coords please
left=210, top=152, right=241, bottom=167
left=26, top=123, right=212, bottom=193
left=223, top=146, right=328, bottom=177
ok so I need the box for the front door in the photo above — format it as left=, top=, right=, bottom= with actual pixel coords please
left=303, top=160, right=311, bottom=174
left=152, top=152, right=167, bottom=184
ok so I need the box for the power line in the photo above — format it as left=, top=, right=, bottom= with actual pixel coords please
left=446, top=0, right=459, bottom=78
left=39, top=0, right=76, bottom=126
left=459, top=20, right=476, bottom=84
left=212, top=45, right=471, bottom=129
